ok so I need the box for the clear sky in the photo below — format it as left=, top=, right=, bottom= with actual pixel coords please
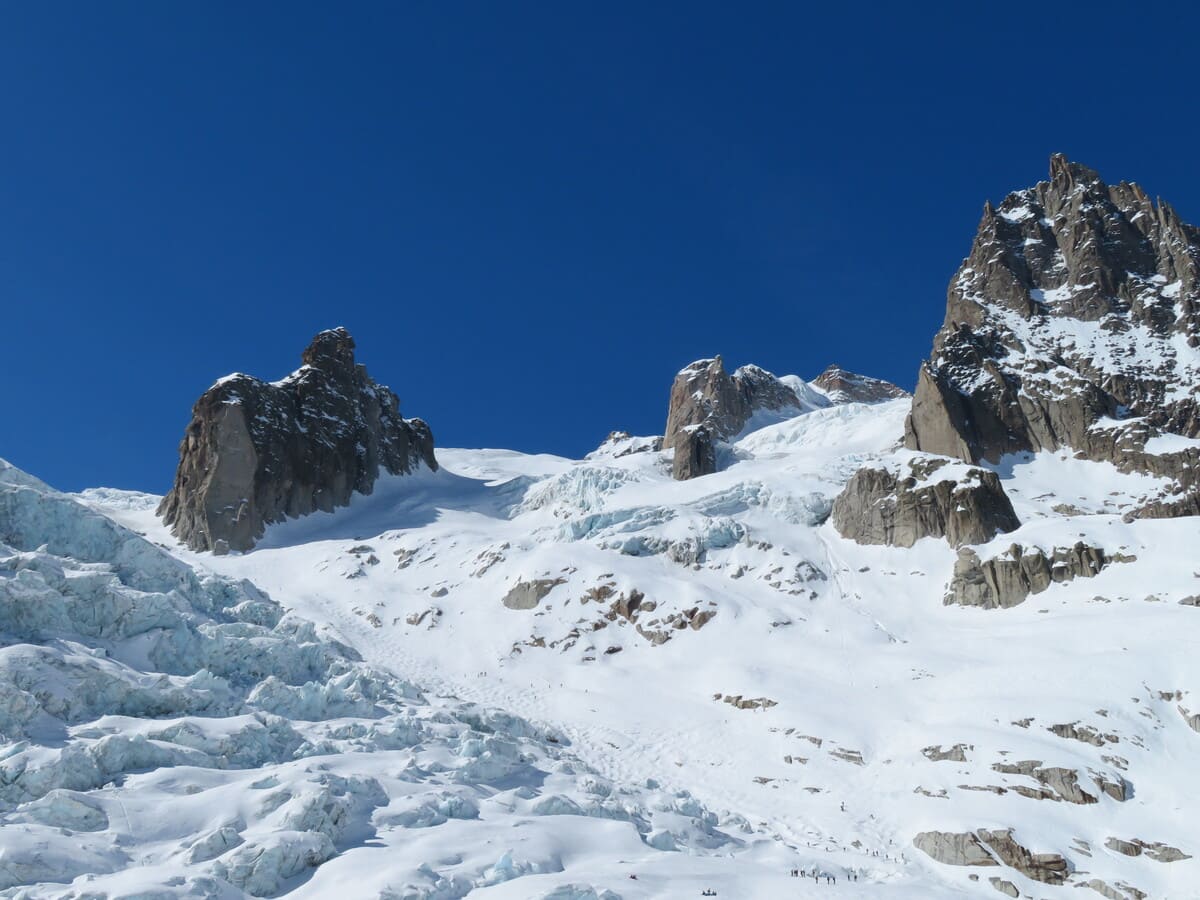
left=3, top=2, right=1198, bottom=493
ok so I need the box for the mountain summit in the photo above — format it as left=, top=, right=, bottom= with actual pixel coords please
left=158, top=327, right=436, bottom=553
left=812, top=364, right=909, bottom=405
left=905, top=154, right=1200, bottom=518
left=663, top=357, right=815, bottom=479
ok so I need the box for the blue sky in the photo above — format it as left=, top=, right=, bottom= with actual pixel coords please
left=2, top=2, right=1198, bottom=492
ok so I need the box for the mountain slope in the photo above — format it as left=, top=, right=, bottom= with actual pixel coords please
left=0, top=458, right=812, bottom=899
left=88, top=391, right=1200, bottom=899
left=6, top=155, right=1200, bottom=900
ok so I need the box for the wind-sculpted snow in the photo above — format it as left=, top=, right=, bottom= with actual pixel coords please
left=0, top=459, right=771, bottom=897
left=735, top=398, right=910, bottom=459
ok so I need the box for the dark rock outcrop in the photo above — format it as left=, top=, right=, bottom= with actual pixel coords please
left=945, top=542, right=1115, bottom=609
left=1048, top=722, right=1119, bottom=746
left=812, top=364, right=909, bottom=405
left=664, top=357, right=811, bottom=480
left=831, top=456, right=1019, bottom=547
left=904, top=155, right=1200, bottom=518
left=158, top=328, right=436, bottom=553
left=672, top=423, right=719, bottom=481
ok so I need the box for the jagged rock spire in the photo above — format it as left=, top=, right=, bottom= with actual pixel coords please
left=158, top=328, right=437, bottom=553
left=905, top=156, right=1200, bottom=519
left=663, top=357, right=806, bottom=480
left=301, top=326, right=358, bottom=370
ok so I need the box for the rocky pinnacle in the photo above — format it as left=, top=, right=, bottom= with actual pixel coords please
left=663, top=357, right=804, bottom=480
left=158, top=327, right=437, bottom=553
left=904, top=155, right=1200, bottom=518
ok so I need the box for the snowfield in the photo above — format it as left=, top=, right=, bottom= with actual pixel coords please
left=3, top=389, right=1198, bottom=897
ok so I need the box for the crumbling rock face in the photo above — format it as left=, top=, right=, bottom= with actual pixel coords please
left=982, top=830, right=1069, bottom=885
left=982, top=759, right=1129, bottom=805
left=1104, top=837, right=1189, bottom=863
left=1049, top=722, right=1119, bottom=746
left=158, top=328, right=436, bottom=553
left=922, top=743, right=970, bottom=762
left=672, top=424, right=719, bottom=481
left=991, top=760, right=1099, bottom=805
left=664, top=357, right=808, bottom=480
left=812, top=364, right=909, bottom=405
left=904, top=155, right=1200, bottom=518
left=634, top=605, right=717, bottom=645
left=1105, top=838, right=1142, bottom=858
left=832, top=456, right=1019, bottom=547
left=714, top=693, right=777, bottom=711
left=914, top=829, right=1068, bottom=885
left=946, top=542, right=1112, bottom=609
left=913, top=830, right=997, bottom=868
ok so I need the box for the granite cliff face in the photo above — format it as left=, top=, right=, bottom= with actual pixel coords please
left=913, top=829, right=1068, bottom=886
left=946, top=542, right=1118, bottom=609
left=664, top=357, right=814, bottom=480
left=904, top=155, right=1200, bottom=519
left=831, top=456, right=1019, bottom=548
left=158, top=328, right=436, bottom=553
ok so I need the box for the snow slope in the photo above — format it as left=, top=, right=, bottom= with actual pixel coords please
left=73, top=396, right=1200, bottom=898
left=0, top=458, right=819, bottom=899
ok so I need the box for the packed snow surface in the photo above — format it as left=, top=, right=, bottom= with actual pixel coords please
left=4, top=392, right=1199, bottom=897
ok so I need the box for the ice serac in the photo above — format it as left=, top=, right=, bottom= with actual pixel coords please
left=664, top=356, right=812, bottom=480
left=904, top=155, right=1200, bottom=518
left=811, top=364, right=908, bottom=405
left=158, top=327, right=437, bottom=553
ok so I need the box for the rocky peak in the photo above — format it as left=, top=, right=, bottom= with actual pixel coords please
left=949, top=153, right=1199, bottom=331
left=811, top=364, right=908, bottom=405
left=905, top=156, right=1200, bottom=518
left=664, top=356, right=807, bottom=480
left=158, top=328, right=437, bottom=553
left=300, top=326, right=358, bottom=371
